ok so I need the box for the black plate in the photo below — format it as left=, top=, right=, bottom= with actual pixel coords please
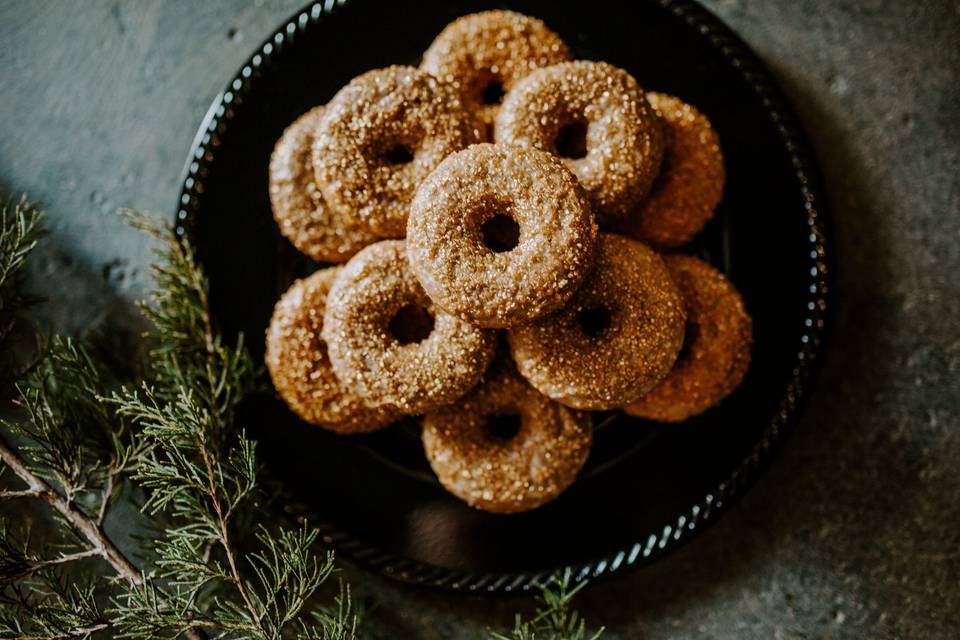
left=175, top=0, right=831, bottom=594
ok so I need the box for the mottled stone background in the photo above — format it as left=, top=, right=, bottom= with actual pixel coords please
left=1, top=1, right=958, bottom=638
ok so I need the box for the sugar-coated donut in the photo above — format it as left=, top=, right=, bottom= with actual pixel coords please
left=322, top=240, right=497, bottom=415
left=508, top=233, right=686, bottom=410
left=269, top=106, right=379, bottom=262
left=624, top=255, right=752, bottom=422
left=407, top=143, right=598, bottom=328
left=265, top=268, right=398, bottom=433
left=422, top=357, right=592, bottom=513
left=421, top=10, right=570, bottom=137
left=313, top=66, right=483, bottom=238
left=495, top=61, right=664, bottom=226
left=617, top=93, right=725, bottom=249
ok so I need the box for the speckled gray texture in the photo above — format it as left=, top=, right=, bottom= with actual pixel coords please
left=1, top=1, right=958, bottom=638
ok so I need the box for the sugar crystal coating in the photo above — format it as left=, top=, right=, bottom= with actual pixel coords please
left=495, top=61, right=664, bottom=226
left=313, top=65, right=483, bottom=238
left=322, top=240, right=497, bottom=415
left=407, top=143, right=598, bottom=328
left=421, top=10, right=571, bottom=136
left=617, top=92, right=725, bottom=249
left=263, top=17, right=743, bottom=513
left=624, top=255, right=752, bottom=421
left=269, top=106, right=380, bottom=262
left=508, top=233, right=686, bottom=410
left=422, top=356, right=592, bottom=513
left=265, top=268, right=398, bottom=433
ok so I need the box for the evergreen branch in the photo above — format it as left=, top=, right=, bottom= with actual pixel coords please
left=0, top=436, right=142, bottom=587
left=0, top=574, right=113, bottom=639
left=0, top=341, right=201, bottom=640
left=298, top=582, right=359, bottom=640
left=0, top=488, right=41, bottom=500
left=0, top=541, right=99, bottom=585
left=488, top=570, right=603, bottom=640
left=0, top=197, right=44, bottom=331
left=0, top=522, right=36, bottom=584
left=0, top=200, right=149, bottom=639
left=243, top=527, right=336, bottom=636
left=197, top=430, right=259, bottom=631
left=6, top=336, right=135, bottom=507
left=110, top=212, right=348, bottom=640
left=110, top=581, right=212, bottom=640
left=0, top=205, right=347, bottom=639
left=0, top=196, right=44, bottom=385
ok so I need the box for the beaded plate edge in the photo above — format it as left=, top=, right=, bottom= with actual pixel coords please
left=173, top=0, right=833, bottom=595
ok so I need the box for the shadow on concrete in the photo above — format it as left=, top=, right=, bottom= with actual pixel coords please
left=1, top=185, right=148, bottom=384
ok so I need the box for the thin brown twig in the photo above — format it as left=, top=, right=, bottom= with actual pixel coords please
left=40, top=548, right=100, bottom=566
left=198, top=440, right=262, bottom=630
left=96, top=472, right=114, bottom=526
left=0, top=435, right=142, bottom=587
left=0, top=488, right=41, bottom=500
left=15, top=621, right=111, bottom=639
left=183, top=235, right=260, bottom=634
left=4, top=548, right=101, bottom=583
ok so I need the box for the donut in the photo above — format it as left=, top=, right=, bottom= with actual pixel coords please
left=494, top=61, right=664, bottom=226
left=420, top=10, right=571, bottom=137
left=422, top=357, right=592, bottom=513
left=312, top=65, right=483, bottom=238
left=265, top=268, right=398, bottom=433
left=508, top=233, right=686, bottom=410
left=322, top=240, right=496, bottom=414
left=268, top=106, right=379, bottom=262
left=617, top=93, right=725, bottom=249
left=624, top=255, right=752, bottom=422
left=407, top=143, right=598, bottom=328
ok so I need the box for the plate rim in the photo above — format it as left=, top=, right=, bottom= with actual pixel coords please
left=173, top=0, right=833, bottom=594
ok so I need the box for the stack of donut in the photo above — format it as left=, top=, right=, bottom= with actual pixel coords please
left=266, top=11, right=752, bottom=514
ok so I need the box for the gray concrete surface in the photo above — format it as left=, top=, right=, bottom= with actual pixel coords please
left=2, top=0, right=958, bottom=638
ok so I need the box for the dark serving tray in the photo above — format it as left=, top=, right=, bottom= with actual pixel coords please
left=174, top=0, right=832, bottom=594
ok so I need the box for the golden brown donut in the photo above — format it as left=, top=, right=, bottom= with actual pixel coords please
left=420, top=10, right=571, bottom=137
left=508, top=233, right=686, bottom=410
left=322, top=240, right=497, bottom=415
left=624, top=255, right=752, bottom=422
left=617, top=93, right=725, bottom=249
left=422, top=358, right=592, bottom=513
left=313, top=66, right=483, bottom=238
left=407, top=143, right=598, bottom=328
left=269, top=106, right=379, bottom=262
left=265, top=268, right=398, bottom=433
left=494, top=61, right=664, bottom=226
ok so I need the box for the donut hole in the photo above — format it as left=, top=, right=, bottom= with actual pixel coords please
left=481, top=214, right=520, bottom=253
left=486, top=412, right=522, bottom=441
left=677, top=320, right=700, bottom=362
left=481, top=78, right=505, bottom=105
left=577, top=305, right=612, bottom=338
left=388, top=303, right=435, bottom=345
left=385, top=143, right=414, bottom=165
left=555, top=120, right=589, bottom=159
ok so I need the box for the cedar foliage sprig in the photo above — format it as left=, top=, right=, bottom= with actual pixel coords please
left=0, top=200, right=142, bottom=638
left=0, top=197, right=43, bottom=336
left=106, top=211, right=360, bottom=640
left=0, top=206, right=357, bottom=639
left=0, top=197, right=44, bottom=383
left=488, top=570, right=604, bottom=640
